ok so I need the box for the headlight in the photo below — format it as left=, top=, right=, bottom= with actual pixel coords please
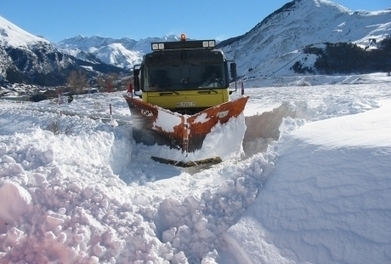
left=202, top=40, right=216, bottom=48
left=151, top=43, right=165, bottom=50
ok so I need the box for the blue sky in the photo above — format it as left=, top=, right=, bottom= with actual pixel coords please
left=1, top=0, right=389, bottom=42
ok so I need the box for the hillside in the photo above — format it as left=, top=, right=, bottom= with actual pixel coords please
left=0, top=16, right=126, bottom=88
left=221, top=0, right=391, bottom=85
left=1, top=0, right=390, bottom=88
left=56, top=0, right=391, bottom=86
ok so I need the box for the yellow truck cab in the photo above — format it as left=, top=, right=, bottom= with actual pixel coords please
left=132, top=34, right=237, bottom=115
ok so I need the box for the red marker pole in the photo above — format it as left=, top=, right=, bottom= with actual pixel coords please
left=107, top=83, right=114, bottom=127
left=57, top=88, right=63, bottom=116
left=107, top=83, right=113, bottom=116
left=128, top=83, right=134, bottom=98
left=128, top=83, right=133, bottom=96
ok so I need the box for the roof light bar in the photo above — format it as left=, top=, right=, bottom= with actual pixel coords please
left=151, top=39, right=216, bottom=51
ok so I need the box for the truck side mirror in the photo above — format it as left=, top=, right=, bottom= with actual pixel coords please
left=230, top=62, right=237, bottom=81
left=133, top=67, right=140, bottom=91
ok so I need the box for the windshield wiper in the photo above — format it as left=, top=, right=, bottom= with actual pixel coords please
left=198, top=89, right=218, bottom=94
left=159, top=91, right=179, bottom=95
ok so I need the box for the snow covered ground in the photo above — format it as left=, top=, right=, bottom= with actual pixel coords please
left=0, top=74, right=390, bottom=263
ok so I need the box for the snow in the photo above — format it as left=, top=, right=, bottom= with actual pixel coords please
left=0, top=74, right=391, bottom=263
left=0, top=16, right=49, bottom=47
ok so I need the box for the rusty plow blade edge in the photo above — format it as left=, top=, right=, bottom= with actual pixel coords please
left=151, top=156, right=222, bottom=168
left=124, top=95, right=249, bottom=158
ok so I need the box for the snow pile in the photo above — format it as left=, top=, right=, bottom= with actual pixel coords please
left=0, top=76, right=390, bottom=263
left=225, top=104, right=391, bottom=263
left=0, top=181, right=32, bottom=232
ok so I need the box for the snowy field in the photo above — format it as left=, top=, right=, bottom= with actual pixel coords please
left=0, top=74, right=390, bottom=263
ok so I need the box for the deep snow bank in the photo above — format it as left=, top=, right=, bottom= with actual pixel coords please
left=224, top=101, right=391, bottom=264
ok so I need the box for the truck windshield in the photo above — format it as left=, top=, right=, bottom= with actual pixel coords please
left=143, top=49, right=228, bottom=91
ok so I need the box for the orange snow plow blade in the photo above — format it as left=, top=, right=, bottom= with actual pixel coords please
left=150, top=156, right=222, bottom=168
left=124, top=95, right=249, bottom=158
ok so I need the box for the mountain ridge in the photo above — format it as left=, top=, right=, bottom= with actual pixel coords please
left=0, top=15, right=126, bottom=87
left=55, top=0, right=391, bottom=83
left=221, top=0, right=391, bottom=82
left=1, top=0, right=390, bottom=88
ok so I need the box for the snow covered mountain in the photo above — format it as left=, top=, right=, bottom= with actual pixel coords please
left=1, top=0, right=390, bottom=87
left=57, top=35, right=181, bottom=70
left=56, top=0, right=391, bottom=86
left=222, top=0, right=391, bottom=84
left=0, top=16, right=126, bottom=87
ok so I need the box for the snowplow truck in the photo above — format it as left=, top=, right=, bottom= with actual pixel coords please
left=124, top=34, right=249, bottom=166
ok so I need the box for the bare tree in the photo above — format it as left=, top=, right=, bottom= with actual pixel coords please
left=96, top=75, right=107, bottom=92
left=120, top=76, right=133, bottom=91
left=95, top=73, right=120, bottom=92
left=106, top=73, right=119, bottom=91
left=66, top=70, right=88, bottom=94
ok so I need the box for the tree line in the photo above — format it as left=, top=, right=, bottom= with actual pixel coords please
left=66, top=70, right=131, bottom=94
left=29, top=70, right=132, bottom=102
